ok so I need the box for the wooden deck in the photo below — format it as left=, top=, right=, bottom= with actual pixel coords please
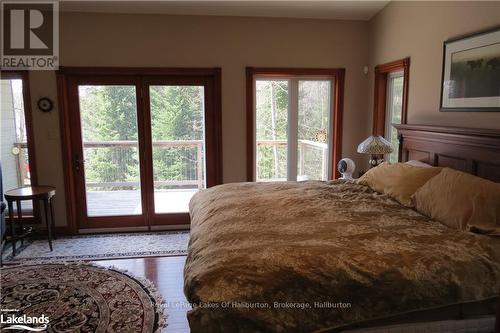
left=86, top=189, right=198, bottom=216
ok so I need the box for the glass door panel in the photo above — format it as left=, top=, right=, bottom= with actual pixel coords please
left=385, top=73, right=404, bottom=163
left=1, top=78, right=33, bottom=213
left=149, top=85, right=206, bottom=213
left=255, top=80, right=289, bottom=181
left=297, top=80, right=331, bottom=181
left=77, top=85, right=142, bottom=217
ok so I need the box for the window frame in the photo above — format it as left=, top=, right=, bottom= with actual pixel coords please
left=372, top=58, right=410, bottom=162
left=1, top=71, right=38, bottom=187
left=385, top=71, right=404, bottom=163
left=246, top=67, right=345, bottom=181
left=385, top=71, right=404, bottom=138
left=1, top=71, right=39, bottom=220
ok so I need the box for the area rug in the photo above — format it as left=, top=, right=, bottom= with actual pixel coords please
left=2, top=231, right=189, bottom=263
left=0, top=263, right=166, bottom=332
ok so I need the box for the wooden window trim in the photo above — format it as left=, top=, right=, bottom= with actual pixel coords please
left=372, top=58, right=410, bottom=136
left=246, top=67, right=345, bottom=181
left=56, top=67, right=222, bottom=233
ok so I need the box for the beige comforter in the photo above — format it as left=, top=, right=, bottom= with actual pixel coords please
left=184, top=181, right=500, bottom=332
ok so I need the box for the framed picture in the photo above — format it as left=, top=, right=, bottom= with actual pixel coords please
left=440, top=26, right=500, bottom=112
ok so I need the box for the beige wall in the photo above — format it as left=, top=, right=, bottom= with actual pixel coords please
left=368, top=1, right=500, bottom=129
left=23, top=3, right=500, bottom=229
left=27, top=13, right=370, bottom=227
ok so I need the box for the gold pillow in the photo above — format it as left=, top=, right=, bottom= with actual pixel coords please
left=412, top=168, right=500, bottom=235
left=357, top=163, right=442, bottom=206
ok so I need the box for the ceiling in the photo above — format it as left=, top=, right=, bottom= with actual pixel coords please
left=59, top=1, right=390, bottom=21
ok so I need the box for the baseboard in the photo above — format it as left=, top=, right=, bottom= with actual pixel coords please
left=150, top=224, right=190, bottom=231
left=78, top=226, right=150, bottom=234
left=53, top=224, right=190, bottom=235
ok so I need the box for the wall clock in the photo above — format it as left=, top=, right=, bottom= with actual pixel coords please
left=37, top=97, right=54, bottom=112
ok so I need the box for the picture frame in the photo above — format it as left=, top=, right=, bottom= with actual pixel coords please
left=440, top=26, right=500, bottom=112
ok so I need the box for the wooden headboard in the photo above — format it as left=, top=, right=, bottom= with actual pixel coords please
left=394, top=124, right=500, bottom=182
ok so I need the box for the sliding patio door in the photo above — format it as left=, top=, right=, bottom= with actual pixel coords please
left=63, top=69, right=221, bottom=230
left=143, top=77, right=212, bottom=226
left=77, top=82, right=144, bottom=219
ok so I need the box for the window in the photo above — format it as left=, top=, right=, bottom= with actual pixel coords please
left=1, top=72, right=37, bottom=214
left=385, top=72, right=404, bottom=163
left=247, top=68, right=344, bottom=181
left=372, top=58, right=410, bottom=162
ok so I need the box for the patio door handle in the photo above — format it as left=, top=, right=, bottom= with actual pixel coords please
left=74, top=154, right=82, bottom=171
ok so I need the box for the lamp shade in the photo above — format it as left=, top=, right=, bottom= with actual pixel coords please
left=357, top=135, right=394, bottom=154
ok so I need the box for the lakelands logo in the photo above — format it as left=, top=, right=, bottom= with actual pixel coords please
left=1, top=314, right=49, bottom=331
left=1, top=1, right=59, bottom=70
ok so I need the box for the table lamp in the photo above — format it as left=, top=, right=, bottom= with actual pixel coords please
left=357, top=135, right=394, bottom=168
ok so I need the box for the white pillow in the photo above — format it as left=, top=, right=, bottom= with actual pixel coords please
left=405, top=160, right=432, bottom=168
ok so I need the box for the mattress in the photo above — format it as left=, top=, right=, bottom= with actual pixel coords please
left=184, top=181, right=500, bottom=332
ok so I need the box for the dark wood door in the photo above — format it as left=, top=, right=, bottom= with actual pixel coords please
left=63, top=69, right=222, bottom=230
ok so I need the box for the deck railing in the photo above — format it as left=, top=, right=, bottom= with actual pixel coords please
left=14, top=139, right=328, bottom=188
left=256, top=139, right=328, bottom=181
left=12, top=142, right=30, bottom=187
left=83, top=140, right=204, bottom=190
left=14, top=140, right=205, bottom=190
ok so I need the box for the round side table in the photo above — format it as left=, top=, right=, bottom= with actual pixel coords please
left=4, top=186, right=56, bottom=256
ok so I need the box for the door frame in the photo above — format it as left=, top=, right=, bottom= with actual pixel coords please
left=372, top=57, right=410, bottom=136
left=57, top=67, right=222, bottom=233
left=245, top=67, right=345, bottom=181
left=2, top=71, right=39, bottom=224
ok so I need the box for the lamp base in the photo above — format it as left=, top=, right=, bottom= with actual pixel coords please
left=369, top=155, right=385, bottom=168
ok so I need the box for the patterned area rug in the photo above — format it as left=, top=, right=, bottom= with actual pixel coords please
left=2, top=231, right=189, bottom=263
left=0, top=263, right=166, bottom=332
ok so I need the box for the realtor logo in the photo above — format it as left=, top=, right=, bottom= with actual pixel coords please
left=1, top=1, right=59, bottom=70
left=0, top=311, right=50, bottom=332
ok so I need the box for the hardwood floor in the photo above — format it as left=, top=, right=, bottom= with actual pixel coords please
left=93, top=256, right=190, bottom=333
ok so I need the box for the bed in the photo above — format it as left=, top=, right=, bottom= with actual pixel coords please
left=184, top=125, right=500, bottom=332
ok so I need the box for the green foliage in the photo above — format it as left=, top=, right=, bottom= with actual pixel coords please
left=255, top=80, right=330, bottom=180
left=79, top=78, right=332, bottom=187
left=256, top=81, right=288, bottom=141
left=255, top=81, right=288, bottom=180
left=80, top=85, right=204, bottom=190
left=80, top=86, right=138, bottom=142
left=150, top=86, right=203, bottom=141
left=150, top=86, right=204, bottom=188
